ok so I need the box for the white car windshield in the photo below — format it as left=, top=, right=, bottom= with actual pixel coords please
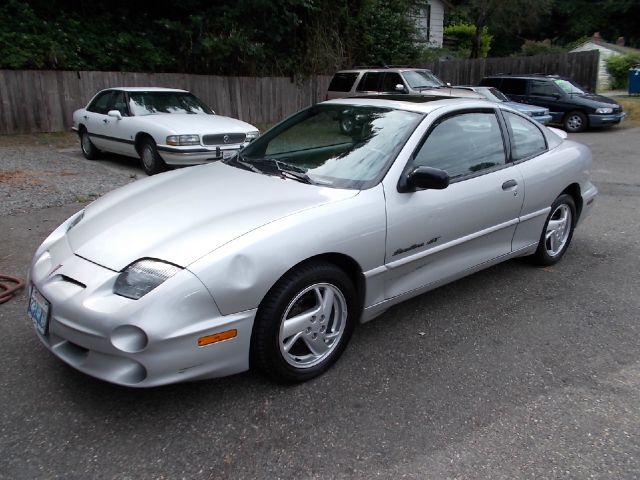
left=128, top=92, right=213, bottom=116
left=231, top=104, right=424, bottom=189
left=402, top=70, right=444, bottom=89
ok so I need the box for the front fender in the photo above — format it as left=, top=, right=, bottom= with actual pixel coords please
left=187, top=186, right=387, bottom=315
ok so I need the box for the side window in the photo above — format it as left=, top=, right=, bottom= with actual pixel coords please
left=530, top=80, right=560, bottom=97
left=87, top=91, right=114, bottom=114
left=480, top=78, right=501, bottom=89
left=504, top=112, right=547, bottom=160
left=500, top=79, right=526, bottom=95
left=328, top=73, right=359, bottom=92
left=381, top=72, right=404, bottom=92
left=109, top=91, right=128, bottom=116
left=356, top=72, right=383, bottom=92
left=412, top=112, right=506, bottom=179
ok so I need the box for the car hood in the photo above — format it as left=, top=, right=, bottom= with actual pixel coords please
left=67, top=163, right=358, bottom=271
left=418, top=87, right=482, bottom=98
left=136, top=113, right=257, bottom=135
left=505, top=101, right=546, bottom=113
left=572, top=93, right=621, bottom=108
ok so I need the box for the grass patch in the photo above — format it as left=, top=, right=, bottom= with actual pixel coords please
left=615, top=96, right=640, bottom=128
left=0, top=131, right=78, bottom=148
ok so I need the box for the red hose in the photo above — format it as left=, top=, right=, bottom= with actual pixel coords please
left=0, top=275, right=25, bottom=305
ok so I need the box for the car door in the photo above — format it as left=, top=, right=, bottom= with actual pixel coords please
left=83, top=90, right=114, bottom=150
left=89, top=90, right=135, bottom=156
left=525, top=79, right=566, bottom=122
left=383, top=109, right=524, bottom=300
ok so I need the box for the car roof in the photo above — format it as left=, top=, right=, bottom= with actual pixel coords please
left=323, top=95, right=497, bottom=114
left=106, top=87, right=189, bottom=93
left=483, top=74, right=567, bottom=81
left=336, top=67, right=434, bottom=73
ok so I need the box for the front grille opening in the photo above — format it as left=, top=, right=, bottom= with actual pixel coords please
left=202, top=133, right=247, bottom=145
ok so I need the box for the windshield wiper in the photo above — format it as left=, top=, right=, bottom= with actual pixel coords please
left=226, top=154, right=263, bottom=173
left=273, top=160, right=314, bottom=184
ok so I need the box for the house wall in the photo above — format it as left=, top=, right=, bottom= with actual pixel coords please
left=412, top=0, right=445, bottom=48
left=429, top=0, right=445, bottom=47
left=571, top=42, right=616, bottom=90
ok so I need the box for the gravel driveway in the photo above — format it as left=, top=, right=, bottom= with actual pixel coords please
left=0, top=140, right=139, bottom=216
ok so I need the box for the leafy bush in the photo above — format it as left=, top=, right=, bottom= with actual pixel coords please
left=606, top=53, right=640, bottom=90
left=517, top=39, right=566, bottom=56
left=443, top=23, right=492, bottom=58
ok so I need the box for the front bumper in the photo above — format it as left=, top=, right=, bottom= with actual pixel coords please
left=588, top=112, right=626, bottom=127
left=156, top=144, right=248, bottom=166
left=29, top=235, right=255, bottom=387
left=531, top=114, right=553, bottom=125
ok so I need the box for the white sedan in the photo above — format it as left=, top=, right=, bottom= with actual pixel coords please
left=72, top=87, right=260, bottom=175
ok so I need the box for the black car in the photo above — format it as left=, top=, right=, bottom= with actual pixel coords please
left=479, top=74, right=625, bottom=132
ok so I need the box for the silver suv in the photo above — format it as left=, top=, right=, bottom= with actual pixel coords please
left=326, top=67, right=481, bottom=100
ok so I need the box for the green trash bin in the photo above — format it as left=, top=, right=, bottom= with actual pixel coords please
left=629, top=66, right=640, bottom=95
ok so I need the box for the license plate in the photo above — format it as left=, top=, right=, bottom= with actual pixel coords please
left=27, top=285, right=50, bottom=336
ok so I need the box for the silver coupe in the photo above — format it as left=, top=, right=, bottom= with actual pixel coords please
left=28, top=95, right=597, bottom=387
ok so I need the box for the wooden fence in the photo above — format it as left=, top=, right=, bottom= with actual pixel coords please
left=425, top=50, right=600, bottom=92
left=0, top=71, right=332, bottom=135
left=0, top=51, right=599, bottom=135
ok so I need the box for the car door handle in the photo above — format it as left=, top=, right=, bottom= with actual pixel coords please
left=502, top=179, right=518, bottom=190
left=83, top=115, right=88, bottom=120
left=103, top=119, right=109, bottom=123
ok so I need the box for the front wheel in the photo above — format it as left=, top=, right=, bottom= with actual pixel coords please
left=139, top=138, right=167, bottom=175
left=251, top=261, right=357, bottom=383
left=80, top=129, right=100, bottom=160
left=564, top=111, right=587, bottom=133
left=531, top=194, right=576, bottom=266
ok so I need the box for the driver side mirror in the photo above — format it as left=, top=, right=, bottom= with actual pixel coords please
left=399, top=166, right=449, bottom=192
left=107, top=110, right=123, bottom=120
left=395, top=84, right=407, bottom=93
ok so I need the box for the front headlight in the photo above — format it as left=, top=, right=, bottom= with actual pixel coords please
left=525, top=111, right=533, bottom=116
left=245, top=131, right=260, bottom=141
left=114, top=259, right=182, bottom=300
left=166, top=135, right=200, bottom=146
left=596, top=107, right=613, bottom=114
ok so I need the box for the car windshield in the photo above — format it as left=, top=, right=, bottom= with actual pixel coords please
left=128, top=91, right=213, bottom=116
left=402, top=70, right=444, bottom=89
left=231, top=104, right=424, bottom=189
left=554, top=79, right=586, bottom=94
left=478, top=87, right=509, bottom=102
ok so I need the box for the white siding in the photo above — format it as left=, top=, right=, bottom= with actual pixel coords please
left=411, top=0, right=445, bottom=48
left=429, top=0, right=445, bottom=47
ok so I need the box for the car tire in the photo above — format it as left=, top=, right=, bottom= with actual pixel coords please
left=251, top=261, right=357, bottom=383
left=531, top=193, right=577, bottom=266
left=139, top=138, right=167, bottom=176
left=80, top=129, right=100, bottom=160
left=563, top=111, right=587, bottom=133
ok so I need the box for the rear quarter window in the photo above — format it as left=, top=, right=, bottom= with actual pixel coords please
left=328, top=73, right=359, bottom=92
left=500, top=79, right=527, bottom=95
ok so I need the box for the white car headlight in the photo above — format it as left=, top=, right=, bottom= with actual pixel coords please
left=525, top=111, right=533, bottom=116
left=246, top=131, right=260, bottom=141
left=595, top=107, right=613, bottom=114
left=114, top=259, right=182, bottom=300
left=166, top=135, right=200, bottom=146
left=66, top=209, right=85, bottom=232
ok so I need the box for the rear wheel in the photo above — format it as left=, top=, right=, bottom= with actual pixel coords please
left=564, top=111, right=587, bottom=133
left=531, top=194, right=576, bottom=266
left=80, top=129, right=100, bottom=160
left=139, top=138, right=167, bottom=175
left=251, top=261, right=357, bottom=383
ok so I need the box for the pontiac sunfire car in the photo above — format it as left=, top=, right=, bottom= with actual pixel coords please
left=30, top=95, right=597, bottom=387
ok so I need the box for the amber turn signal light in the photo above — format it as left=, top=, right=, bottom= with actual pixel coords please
left=197, top=329, right=237, bottom=347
